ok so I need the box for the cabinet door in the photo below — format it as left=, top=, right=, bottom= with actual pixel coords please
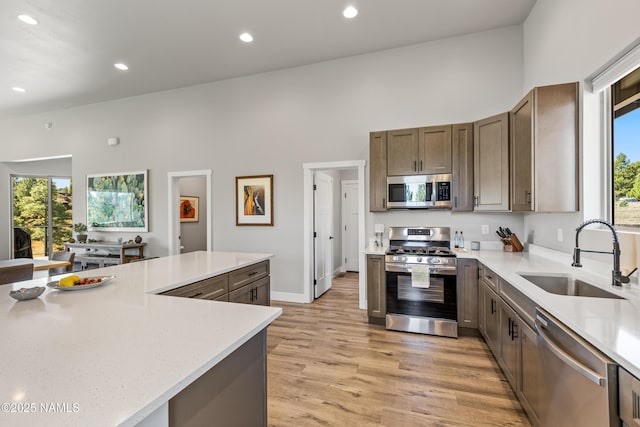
left=534, top=82, right=578, bottom=212
left=366, top=255, right=386, bottom=320
left=418, top=125, right=452, bottom=174
left=519, top=320, right=541, bottom=425
left=452, top=123, right=474, bottom=211
left=387, top=128, right=419, bottom=176
left=369, top=132, right=388, bottom=212
left=474, top=113, right=509, bottom=211
left=456, top=259, right=478, bottom=329
left=498, top=301, right=520, bottom=388
left=511, top=90, right=534, bottom=212
left=480, top=281, right=499, bottom=353
left=229, top=277, right=270, bottom=306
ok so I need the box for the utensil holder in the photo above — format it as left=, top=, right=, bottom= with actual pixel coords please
left=501, top=233, right=523, bottom=252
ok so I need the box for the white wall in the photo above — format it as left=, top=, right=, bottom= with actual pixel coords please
left=0, top=25, right=524, bottom=296
left=522, top=0, right=640, bottom=270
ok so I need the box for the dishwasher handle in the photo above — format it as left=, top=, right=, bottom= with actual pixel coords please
left=534, top=318, right=606, bottom=386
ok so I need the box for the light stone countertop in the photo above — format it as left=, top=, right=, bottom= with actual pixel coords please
left=0, top=251, right=281, bottom=427
left=458, top=247, right=640, bottom=379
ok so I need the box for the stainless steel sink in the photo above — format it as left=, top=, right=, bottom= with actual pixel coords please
left=519, top=274, right=624, bottom=299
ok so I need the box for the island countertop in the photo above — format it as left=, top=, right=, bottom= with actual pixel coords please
left=0, top=251, right=281, bottom=427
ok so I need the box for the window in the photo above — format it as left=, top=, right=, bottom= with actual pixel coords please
left=612, top=66, right=640, bottom=227
left=12, top=176, right=73, bottom=258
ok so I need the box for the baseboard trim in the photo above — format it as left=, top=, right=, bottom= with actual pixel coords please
left=270, top=291, right=309, bottom=303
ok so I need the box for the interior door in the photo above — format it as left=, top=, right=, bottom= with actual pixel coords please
left=314, top=171, right=333, bottom=298
left=342, top=181, right=359, bottom=272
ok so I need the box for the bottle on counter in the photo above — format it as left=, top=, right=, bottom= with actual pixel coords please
left=454, top=231, right=459, bottom=248
left=459, top=232, right=465, bottom=249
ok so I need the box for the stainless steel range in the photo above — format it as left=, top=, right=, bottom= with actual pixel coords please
left=385, top=226, right=458, bottom=338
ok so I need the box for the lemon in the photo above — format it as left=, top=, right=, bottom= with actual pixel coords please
left=59, top=275, right=80, bottom=287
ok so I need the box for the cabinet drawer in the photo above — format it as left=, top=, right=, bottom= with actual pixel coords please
left=162, top=274, right=229, bottom=300
left=229, top=261, right=269, bottom=292
left=481, top=265, right=499, bottom=291
left=619, top=367, right=640, bottom=427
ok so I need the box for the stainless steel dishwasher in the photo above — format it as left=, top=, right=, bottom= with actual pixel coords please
left=534, top=308, right=619, bottom=427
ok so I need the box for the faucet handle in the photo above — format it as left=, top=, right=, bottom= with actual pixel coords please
left=571, top=248, right=582, bottom=267
left=624, top=267, right=638, bottom=283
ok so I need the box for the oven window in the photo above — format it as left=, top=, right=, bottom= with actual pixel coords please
left=397, top=276, right=444, bottom=303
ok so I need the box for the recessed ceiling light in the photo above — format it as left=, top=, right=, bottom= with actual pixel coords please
left=12, top=87, right=26, bottom=93
left=343, top=6, right=358, bottom=19
left=114, top=63, right=129, bottom=71
left=18, top=14, right=38, bottom=25
left=239, top=32, right=253, bottom=43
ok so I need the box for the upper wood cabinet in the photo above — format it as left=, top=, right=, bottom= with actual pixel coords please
left=387, top=128, right=419, bottom=176
left=369, top=131, right=387, bottom=212
left=473, top=113, right=510, bottom=211
left=452, top=123, right=474, bottom=211
left=419, top=125, right=452, bottom=174
left=510, top=82, right=578, bottom=212
left=387, top=126, right=452, bottom=176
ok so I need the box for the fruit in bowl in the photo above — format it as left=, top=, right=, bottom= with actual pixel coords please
left=59, top=275, right=104, bottom=287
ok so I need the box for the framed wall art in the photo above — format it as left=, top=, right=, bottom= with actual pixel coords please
left=180, top=196, right=199, bottom=223
left=87, top=170, right=148, bottom=232
left=236, top=175, right=273, bottom=226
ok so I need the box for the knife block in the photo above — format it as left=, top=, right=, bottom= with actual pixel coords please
left=501, top=233, right=524, bottom=252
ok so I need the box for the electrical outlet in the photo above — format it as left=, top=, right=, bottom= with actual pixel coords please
left=481, top=224, right=489, bottom=235
left=557, top=228, right=563, bottom=242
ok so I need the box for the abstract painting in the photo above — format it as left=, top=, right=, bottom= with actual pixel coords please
left=236, top=175, right=273, bottom=226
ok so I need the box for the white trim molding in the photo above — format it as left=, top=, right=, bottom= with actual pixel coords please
left=270, top=291, right=309, bottom=304
left=590, top=37, right=640, bottom=93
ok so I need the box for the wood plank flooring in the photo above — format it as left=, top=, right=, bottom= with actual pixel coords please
left=267, top=272, right=531, bottom=426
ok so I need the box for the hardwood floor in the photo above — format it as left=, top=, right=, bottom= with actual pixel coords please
left=267, top=272, right=531, bottom=426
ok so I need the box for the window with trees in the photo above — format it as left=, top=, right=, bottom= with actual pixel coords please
left=12, top=176, right=72, bottom=258
left=612, top=66, right=640, bottom=227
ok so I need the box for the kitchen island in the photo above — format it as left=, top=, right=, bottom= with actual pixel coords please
left=0, top=251, right=281, bottom=427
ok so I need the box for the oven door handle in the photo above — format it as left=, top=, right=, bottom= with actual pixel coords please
left=385, top=264, right=457, bottom=275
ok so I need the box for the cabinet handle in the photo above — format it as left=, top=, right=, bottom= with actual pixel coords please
left=454, top=196, right=458, bottom=209
left=474, top=196, right=479, bottom=207
left=414, top=161, right=417, bottom=171
left=248, top=271, right=258, bottom=276
left=511, top=320, right=518, bottom=341
left=491, top=298, right=496, bottom=314
left=420, top=160, right=423, bottom=171
left=188, top=292, right=204, bottom=299
left=525, top=191, right=531, bottom=204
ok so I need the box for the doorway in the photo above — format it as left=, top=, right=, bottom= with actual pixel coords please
left=167, top=170, right=212, bottom=255
left=303, top=160, right=366, bottom=308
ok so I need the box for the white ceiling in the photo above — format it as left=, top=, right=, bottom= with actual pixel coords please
left=0, top=0, right=536, bottom=118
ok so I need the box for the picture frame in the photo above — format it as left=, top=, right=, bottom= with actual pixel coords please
left=180, top=196, right=199, bottom=223
left=86, top=170, right=148, bottom=232
left=236, top=175, right=273, bottom=226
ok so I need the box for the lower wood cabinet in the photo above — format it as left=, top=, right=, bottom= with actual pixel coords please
left=519, top=321, right=541, bottom=426
left=497, top=301, right=520, bottom=387
left=161, top=260, right=270, bottom=306
left=229, top=276, right=270, bottom=306
left=456, top=258, right=478, bottom=329
left=366, top=254, right=386, bottom=324
left=478, top=262, right=540, bottom=426
left=479, top=280, right=499, bottom=354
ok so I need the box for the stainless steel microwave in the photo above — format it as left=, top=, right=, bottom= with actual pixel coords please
left=387, top=174, right=452, bottom=209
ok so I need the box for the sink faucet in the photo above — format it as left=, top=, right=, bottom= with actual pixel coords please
left=571, top=219, right=636, bottom=286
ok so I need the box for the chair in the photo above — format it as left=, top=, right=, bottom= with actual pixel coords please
left=13, top=228, right=32, bottom=259
left=49, top=251, right=76, bottom=275
left=0, top=263, right=34, bottom=285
